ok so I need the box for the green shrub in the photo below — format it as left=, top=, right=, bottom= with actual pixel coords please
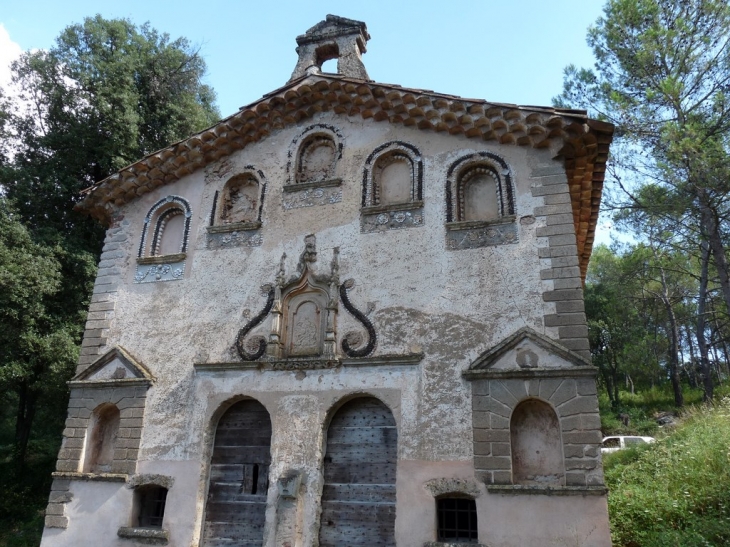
left=606, top=398, right=730, bottom=546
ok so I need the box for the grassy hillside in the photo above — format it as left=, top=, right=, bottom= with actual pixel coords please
left=604, top=397, right=730, bottom=547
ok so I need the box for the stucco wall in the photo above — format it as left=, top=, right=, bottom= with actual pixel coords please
left=42, top=110, right=609, bottom=546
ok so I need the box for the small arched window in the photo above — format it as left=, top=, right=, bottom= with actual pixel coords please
left=83, top=404, right=120, bottom=473
left=510, top=399, right=564, bottom=486
left=217, top=173, right=260, bottom=225
left=436, top=497, right=478, bottom=543
left=296, top=134, right=337, bottom=184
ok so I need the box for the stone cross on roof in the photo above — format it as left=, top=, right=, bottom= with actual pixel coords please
left=289, top=15, right=370, bottom=82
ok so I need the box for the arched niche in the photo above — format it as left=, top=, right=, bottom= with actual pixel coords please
left=446, top=152, right=514, bottom=223
left=459, top=166, right=500, bottom=221
left=510, top=399, right=564, bottom=486
left=374, top=152, right=413, bottom=205
left=319, top=396, right=397, bottom=547
left=363, top=142, right=422, bottom=208
left=283, top=286, right=328, bottom=357
left=217, top=173, right=261, bottom=225
left=138, top=195, right=192, bottom=258
left=83, top=403, right=120, bottom=473
left=296, top=134, right=338, bottom=184
left=202, top=398, right=272, bottom=547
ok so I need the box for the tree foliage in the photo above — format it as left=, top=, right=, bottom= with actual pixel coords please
left=559, top=0, right=730, bottom=404
left=0, top=15, right=219, bottom=469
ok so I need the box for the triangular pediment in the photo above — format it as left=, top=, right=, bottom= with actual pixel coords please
left=468, top=327, right=591, bottom=373
left=71, top=346, right=154, bottom=386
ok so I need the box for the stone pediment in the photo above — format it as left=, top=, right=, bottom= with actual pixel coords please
left=463, top=327, right=594, bottom=380
left=70, top=346, right=154, bottom=387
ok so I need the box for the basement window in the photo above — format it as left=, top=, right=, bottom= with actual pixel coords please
left=135, top=485, right=168, bottom=528
left=436, top=497, right=478, bottom=542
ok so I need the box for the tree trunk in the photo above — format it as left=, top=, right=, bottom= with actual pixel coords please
left=659, top=266, right=684, bottom=407
left=697, top=188, right=730, bottom=318
left=14, top=382, right=37, bottom=469
left=697, top=239, right=714, bottom=401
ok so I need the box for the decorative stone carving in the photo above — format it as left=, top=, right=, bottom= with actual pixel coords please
left=236, top=285, right=275, bottom=361
left=339, top=279, right=376, bottom=357
left=445, top=152, right=518, bottom=251
left=219, top=174, right=259, bottom=224
left=445, top=217, right=518, bottom=251
left=230, top=235, right=385, bottom=366
left=207, top=168, right=266, bottom=248
left=282, top=185, right=342, bottom=210
left=134, top=260, right=186, bottom=283
left=361, top=141, right=424, bottom=233
left=207, top=225, right=263, bottom=250
left=136, top=196, right=191, bottom=282
left=361, top=203, right=424, bottom=233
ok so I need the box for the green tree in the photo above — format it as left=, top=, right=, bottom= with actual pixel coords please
left=0, top=201, right=78, bottom=466
left=586, top=245, right=663, bottom=408
left=557, top=0, right=730, bottom=321
left=0, top=15, right=220, bottom=467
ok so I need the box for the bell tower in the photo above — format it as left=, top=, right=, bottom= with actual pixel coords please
left=289, top=15, right=370, bottom=81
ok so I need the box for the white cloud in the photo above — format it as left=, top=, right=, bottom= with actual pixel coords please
left=0, top=23, right=23, bottom=93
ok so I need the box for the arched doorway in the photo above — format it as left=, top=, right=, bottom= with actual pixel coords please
left=319, top=397, right=397, bottom=546
left=202, top=399, right=272, bottom=546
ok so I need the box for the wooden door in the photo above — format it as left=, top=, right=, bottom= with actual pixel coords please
left=319, top=397, right=397, bottom=547
left=203, top=399, right=271, bottom=546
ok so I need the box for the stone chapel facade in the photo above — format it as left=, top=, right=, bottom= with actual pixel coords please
left=40, top=16, right=614, bottom=547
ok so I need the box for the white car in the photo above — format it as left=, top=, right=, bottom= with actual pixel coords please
left=601, top=435, right=656, bottom=454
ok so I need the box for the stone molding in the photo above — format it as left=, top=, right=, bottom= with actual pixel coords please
left=52, top=472, right=128, bottom=482
left=194, top=352, right=424, bottom=372
left=136, top=252, right=186, bottom=265
left=207, top=221, right=262, bottom=233
left=423, top=478, right=481, bottom=498
left=464, top=366, right=597, bottom=380
left=462, top=326, right=594, bottom=380
left=485, top=484, right=608, bottom=496
left=127, top=474, right=174, bottom=490
left=282, top=178, right=342, bottom=192
left=117, top=527, right=169, bottom=544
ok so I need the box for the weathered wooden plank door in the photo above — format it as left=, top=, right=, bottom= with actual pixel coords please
left=203, top=399, right=272, bottom=547
left=319, top=397, right=397, bottom=547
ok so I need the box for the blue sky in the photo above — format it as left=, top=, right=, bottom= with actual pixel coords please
left=1, top=1, right=606, bottom=117
left=1, top=1, right=616, bottom=243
